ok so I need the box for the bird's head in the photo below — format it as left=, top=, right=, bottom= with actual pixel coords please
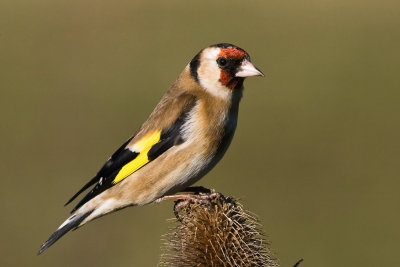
left=189, top=43, right=263, bottom=98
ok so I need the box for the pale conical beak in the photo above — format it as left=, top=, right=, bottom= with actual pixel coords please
left=235, top=60, right=264, bottom=77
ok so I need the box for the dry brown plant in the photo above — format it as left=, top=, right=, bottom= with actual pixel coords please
left=159, top=192, right=279, bottom=267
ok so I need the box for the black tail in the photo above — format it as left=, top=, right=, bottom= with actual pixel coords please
left=37, top=211, right=93, bottom=255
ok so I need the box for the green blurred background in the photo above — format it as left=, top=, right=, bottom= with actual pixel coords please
left=1, top=0, right=399, bottom=266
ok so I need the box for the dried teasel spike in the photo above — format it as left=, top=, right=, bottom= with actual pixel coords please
left=159, top=190, right=279, bottom=267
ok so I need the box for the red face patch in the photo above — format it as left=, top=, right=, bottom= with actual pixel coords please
left=218, top=47, right=248, bottom=89
left=220, top=71, right=237, bottom=89
left=218, top=47, right=249, bottom=60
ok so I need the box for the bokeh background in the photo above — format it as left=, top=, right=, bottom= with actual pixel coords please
left=1, top=0, right=399, bottom=266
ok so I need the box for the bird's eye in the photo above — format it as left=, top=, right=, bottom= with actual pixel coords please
left=217, top=57, right=227, bottom=66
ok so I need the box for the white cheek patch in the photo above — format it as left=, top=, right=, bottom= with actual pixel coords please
left=197, top=48, right=232, bottom=100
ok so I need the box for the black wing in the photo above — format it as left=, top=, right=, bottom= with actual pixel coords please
left=64, top=136, right=136, bottom=206
left=66, top=108, right=191, bottom=213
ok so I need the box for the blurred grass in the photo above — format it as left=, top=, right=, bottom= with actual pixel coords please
left=1, top=0, right=399, bottom=266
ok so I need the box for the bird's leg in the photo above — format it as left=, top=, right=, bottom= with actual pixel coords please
left=155, top=186, right=216, bottom=203
left=155, top=190, right=220, bottom=222
left=156, top=191, right=218, bottom=203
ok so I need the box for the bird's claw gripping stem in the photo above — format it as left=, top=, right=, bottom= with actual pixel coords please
left=155, top=187, right=220, bottom=222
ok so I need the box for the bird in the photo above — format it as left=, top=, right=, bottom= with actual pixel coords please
left=38, top=43, right=264, bottom=255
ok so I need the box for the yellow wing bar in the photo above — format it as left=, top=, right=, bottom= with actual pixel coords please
left=113, top=130, right=161, bottom=184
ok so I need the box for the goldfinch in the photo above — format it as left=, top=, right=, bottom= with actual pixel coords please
left=38, top=43, right=263, bottom=254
